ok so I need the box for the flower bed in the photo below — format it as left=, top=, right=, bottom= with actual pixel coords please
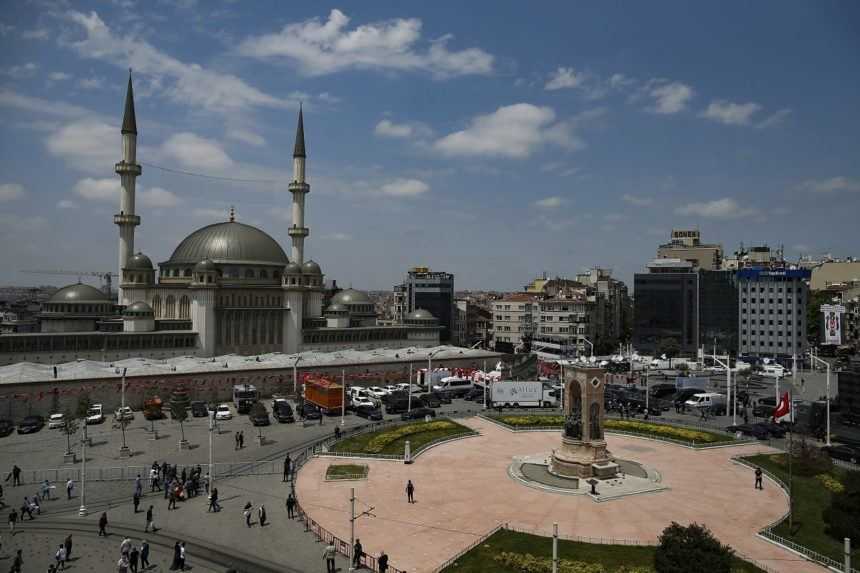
left=330, top=419, right=473, bottom=455
left=325, top=463, right=368, bottom=480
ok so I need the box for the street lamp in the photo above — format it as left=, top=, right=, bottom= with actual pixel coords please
left=580, top=337, right=594, bottom=358
left=78, top=422, right=88, bottom=516
left=808, top=350, right=832, bottom=446
left=208, top=409, right=215, bottom=501
left=407, top=363, right=413, bottom=414
left=292, top=355, right=303, bottom=397
left=482, top=359, right=487, bottom=410
left=711, top=354, right=734, bottom=425
left=426, top=349, right=444, bottom=392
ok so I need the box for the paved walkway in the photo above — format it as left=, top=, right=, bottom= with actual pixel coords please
left=296, top=416, right=825, bottom=573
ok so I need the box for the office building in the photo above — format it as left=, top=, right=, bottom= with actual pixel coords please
left=633, top=259, right=699, bottom=355
left=656, top=229, right=723, bottom=271
left=491, top=293, right=539, bottom=354
left=737, top=268, right=810, bottom=358
left=393, top=267, right=455, bottom=342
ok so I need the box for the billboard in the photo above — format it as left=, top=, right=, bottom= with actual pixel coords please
left=821, top=304, right=846, bottom=346
left=491, top=381, right=543, bottom=403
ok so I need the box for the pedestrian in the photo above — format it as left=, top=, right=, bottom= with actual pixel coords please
left=208, top=487, right=220, bottom=512
left=8, top=509, right=17, bottom=534
left=334, top=426, right=341, bottom=440
left=55, top=543, right=67, bottom=570
left=239, top=431, right=244, bottom=449
left=170, top=541, right=181, bottom=570
left=163, top=477, right=171, bottom=500
left=65, top=479, right=74, bottom=500
left=98, top=511, right=108, bottom=536
left=179, top=541, right=186, bottom=571
left=20, top=501, right=32, bottom=521
left=120, top=536, right=132, bottom=558
left=258, top=504, right=267, bottom=527
left=145, top=505, right=155, bottom=532
left=203, top=472, right=210, bottom=495
left=117, top=555, right=129, bottom=573
left=134, top=475, right=142, bottom=498
left=11, top=465, right=21, bottom=487
left=31, top=495, right=41, bottom=514
left=140, top=540, right=150, bottom=569
left=755, top=467, right=763, bottom=490
left=353, top=538, right=362, bottom=569
left=41, top=480, right=52, bottom=500
left=323, top=541, right=336, bottom=573
left=283, top=454, right=291, bottom=482
left=10, top=549, right=22, bottom=572
left=133, top=492, right=140, bottom=513
left=378, top=550, right=389, bottom=573
left=286, top=493, right=296, bottom=519
left=406, top=479, right=415, bottom=503
left=150, top=467, right=160, bottom=492
left=129, top=545, right=139, bottom=573
left=234, top=432, right=239, bottom=451
left=244, top=502, right=252, bottom=527
left=168, top=487, right=177, bottom=511
left=64, top=534, right=72, bottom=561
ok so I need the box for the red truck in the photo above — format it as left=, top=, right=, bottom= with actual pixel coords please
left=304, top=377, right=344, bottom=414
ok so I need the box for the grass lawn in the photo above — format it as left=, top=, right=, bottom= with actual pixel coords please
left=441, top=529, right=765, bottom=573
left=743, top=453, right=858, bottom=564
left=330, top=419, right=474, bottom=455
left=325, top=463, right=368, bottom=480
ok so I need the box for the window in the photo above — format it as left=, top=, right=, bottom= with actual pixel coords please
left=259, top=269, right=268, bottom=279
left=245, top=269, right=254, bottom=279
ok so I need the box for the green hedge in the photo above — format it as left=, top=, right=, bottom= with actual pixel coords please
left=331, top=419, right=473, bottom=455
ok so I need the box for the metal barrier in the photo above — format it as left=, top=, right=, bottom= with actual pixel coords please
left=505, top=523, right=645, bottom=546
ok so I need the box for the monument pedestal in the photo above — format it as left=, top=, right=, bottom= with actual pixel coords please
left=550, top=437, right=616, bottom=479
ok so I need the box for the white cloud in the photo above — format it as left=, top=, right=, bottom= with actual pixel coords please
left=645, top=80, right=694, bottom=114
left=756, top=108, right=792, bottom=129
left=139, top=187, right=181, bottom=208
left=46, top=119, right=115, bottom=173
left=3, top=62, right=39, bottom=78
left=63, top=10, right=293, bottom=113
left=675, top=197, right=757, bottom=219
left=192, top=207, right=228, bottom=219
left=545, top=67, right=583, bottom=91
left=22, top=29, right=49, bottom=40
left=609, top=74, right=635, bottom=89
left=73, top=177, right=118, bottom=201
left=237, top=9, right=493, bottom=78
left=379, top=178, right=429, bottom=197
left=621, top=194, right=653, bottom=206
left=0, top=89, right=97, bottom=120
left=700, top=100, right=762, bottom=126
left=374, top=118, right=432, bottom=140
left=162, top=133, right=233, bottom=170
left=56, top=199, right=79, bottom=209
left=78, top=77, right=105, bottom=90
left=227, top=127, right=265, bottom=146
left=799, top=176, right=860, bottom=193
left=534, top=196, right=563, bottom=209
left=321, top=232, right=352, bottom=241
left=0, top=183, right=26, bottom=201
left=434, top=103, right=581, bottom=159
left=48, top=72, right=72, bottom=82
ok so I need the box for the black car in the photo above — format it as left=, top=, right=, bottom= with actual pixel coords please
left=419, top=394, right=441, bottom=408
left=431, top=391, right=452, bottom=405
left=463, top=387, right=485, bottom=402
left=401, top=407, right=436, bottom=421
left=300, top=403, right=322, bottom=420
left=385, top=398, right=412, bottom=415
left=726, top=424, right=769, bottom=440
left=17, top=415, right=45, bottom=434
left=355, top=405, right=383, bottom=421
left=0, top=419, right=14, bottom=437
left=649, top=384, right=677, bottom=399
left=190, top=401, right=209, bottom=417
left=823, top=445, right=859, bottom=464
left=754, top=421, right=787, bottom=438
left=273, top=401, right=295, bottom=423
left=250, top=406, right=270, bottom=426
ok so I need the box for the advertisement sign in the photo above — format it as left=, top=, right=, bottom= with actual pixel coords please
left=821, top=304, right=846, bottom=346
left=491, top=381, right=542, bottom=403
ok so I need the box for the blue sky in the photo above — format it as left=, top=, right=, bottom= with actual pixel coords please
left=1, top=1, right=859, bottom=291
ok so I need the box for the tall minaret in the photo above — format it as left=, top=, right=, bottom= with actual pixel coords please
left=115, top=72, right=142, bottom=305
left=288, top=105, right=309, bottom=265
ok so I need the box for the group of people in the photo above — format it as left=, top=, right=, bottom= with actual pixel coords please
left=115, top=536, right=152, bottom=573
left=148, top=462, right=209, bottom=511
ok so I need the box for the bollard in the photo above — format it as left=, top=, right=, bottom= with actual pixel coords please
left=552, top=522, right=558, bottom=573
left=404, top=440, right=412, bottom=464
left=846, top=537, right=851, bottom=573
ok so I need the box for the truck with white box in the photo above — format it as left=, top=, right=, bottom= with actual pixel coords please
left=490, top=381, right=558, bottom=408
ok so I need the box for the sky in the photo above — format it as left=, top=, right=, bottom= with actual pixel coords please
left=1, top=1, right=859, bottom=292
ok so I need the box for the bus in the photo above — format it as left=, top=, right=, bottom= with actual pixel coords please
left=233, top=384, right=258, bottom=414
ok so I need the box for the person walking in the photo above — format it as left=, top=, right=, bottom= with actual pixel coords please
left=258, top=504, right=267, bottom=527
left=178, top=541, right=186, bottom=571
left=55, top=543, right=67, bottom=570
left=134, top=475, right=143, bottom=499
left=286, top=493, right=296, bottom=519
left=8, top=509, right=17, bottom=535
left=20, top=499, right=33, bottom=521
left=208, top=487, right=220, bottom=512
left=64, top=534, right=73, bottom=561
left=10, top=549, right=22, bottom=572
left=145, top=505, right=155, bottom=532
left=65, top=479, right=74, bottom=500
left=120, top=536, right=132, bottom=558
left=140, top=540, right=150, bottom=569
left=323, top=542, right=336, bottom=573
left=167, top=487, right=177, bottom=511
left=170, top=541, right=181, bottom=570
left=133, top=492, right=141, bottom=514
left=117, top=555, right=129, bottom=573
left=11, top=465, right=21, bottom=487
left=98, top=512, right=108, bottom=536
left=378, top=550, right=389, bottom=573
left=352, top=538, right=362, bottom=569
left=283, top=454, right=291, bottom=482
left=234, top=432, right=239, bottom=451
left=129, top=545, right=140, bottom=573
left=406, top=480, right=415, bottom=504
left=150, top=467, right=160, bottom=492
left=238, top=431, right=244, bottom=449
left=755, top=467, right=763, bottom=490
left=243, top=502, right=253, bottom=527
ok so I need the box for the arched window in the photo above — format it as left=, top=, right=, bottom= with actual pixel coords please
left=245, top=269, right=255, bottom=279
left=165, top=295, right=176, bottom=319
left=273, top=271, right=280, bottom=280
left=179, top=295, right=190, bottom=319
left=259, top=269, right=268, bottom=279
left=152, top=295, right=162, bottom=317
left=184, top=268, right=192, bottom=278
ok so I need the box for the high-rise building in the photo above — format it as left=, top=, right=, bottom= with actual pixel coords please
left=699, top=270, right=739, bottom=355
left=393, top=267, right=455, bottom=342
left=455, top=298, right=492, bottom=348
left=633, top=259, right=700, bottom=355
left=531, top=293, right=597, bottom=360
left=737, top=267, right=810, bottom=358
left=491, top=293, right=539, bottom=354
left=656, top=229, right=723, bottom=271
left=575, top=267, right=632, bottom=350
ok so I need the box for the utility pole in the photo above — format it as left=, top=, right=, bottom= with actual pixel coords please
left=349, top=487, right=375, bottom=572
left=208, top=410, right=214, bottom=501
left=808, top=351, right=832, bottom=446
left=341, top=369, right=346, bottom=427
left=408, top=363, right=413, bottom=414
left=482, top=360, right=487, bottom=410
left=79, top=423, right=87, bottom=516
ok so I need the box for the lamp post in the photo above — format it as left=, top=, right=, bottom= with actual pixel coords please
left=79, top=422, right=87, bottom=516
left=208, top=410, right=214, bottom=501
left=407, top=363, right=413, bottom=414
left=427, top=349, right=443, bottom=392
left=482, top=359, right=487, bottom=410
left=711, top=354, right=734, bottom=424
left=341, top=369, right=346, bottom=427
left=580, top=337, right=594, bottom=358
left=808, top=350, right=832, bottom=446
left=292, top=355, right=302, bottom=397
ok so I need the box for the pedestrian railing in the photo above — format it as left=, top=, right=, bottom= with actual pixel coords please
left=434, top=524, right=504, bottom=572
left=833, top=458, right=860, bottom=472
left=504, top=523, right=646, bottom=546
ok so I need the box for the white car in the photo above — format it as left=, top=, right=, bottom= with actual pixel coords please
left=351, top=397, right=376, bottom=410
left=114, top=406, right=135, bottom=421
left=215, top=404, right=233, bottom=420
left=366, top=386, right=389, bottom=399
left=86, top=404, right=105, bottom=425
left=48, top=413, right=66, bottom=429
left=383, top=385, right=400, bottom=395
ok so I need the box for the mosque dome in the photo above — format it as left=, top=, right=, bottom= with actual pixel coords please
left=324, top=303, right=347, bottom=314
left=194, top=259, right=216, bottom=272
left=330, top=289, right=371, bottom=305
left=48, top=283, right=109, bottom=304
left=406, top=309, right=435, bottom=321
left=126, top=252, right=153, bottom=270
left=166, top=221, right=288, bottom=266
left=284, top=262, right=302, bottom=275
left=302, top=260, right=322, bottom=275
left=123, top=301, right=154, bottom=316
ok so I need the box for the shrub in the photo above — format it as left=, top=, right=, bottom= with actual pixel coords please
left=605, top=420, right=725, bottom=444
left=492, top=552, right=653, bottom=573
left=815, top=473, right=845, bottom=494
left=654, top=522, right=734, bottom=573
left=364, top=420, right=459, bottom=453
left=823, top=471, right=860, bottom=541
left=789, top=437, right=833, bottom=477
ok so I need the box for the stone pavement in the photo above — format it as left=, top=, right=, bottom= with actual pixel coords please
left=297, top=416, right=825, bottom=573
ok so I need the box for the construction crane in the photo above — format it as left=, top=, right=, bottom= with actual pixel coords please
left=20, top=270, right=118, bottom=298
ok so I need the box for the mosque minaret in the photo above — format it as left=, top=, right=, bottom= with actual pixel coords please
left=114, top=72, right=142, bottom=306
left=288, top=105, right=310, bottom=265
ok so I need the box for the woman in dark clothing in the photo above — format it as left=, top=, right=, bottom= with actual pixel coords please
left=169, top=541, right=181, bottom=570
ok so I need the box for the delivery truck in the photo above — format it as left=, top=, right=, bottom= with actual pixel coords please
left=490, top=381, right=558, bottom=408
left=304, top=377, right=344, bottom=414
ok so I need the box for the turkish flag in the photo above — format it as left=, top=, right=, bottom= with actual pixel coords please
left=773, top=392, right=791, bottom=423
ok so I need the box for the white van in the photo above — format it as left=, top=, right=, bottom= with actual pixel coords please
left=761, top=364, right=786, bottom=378
left=432, top=376, right=473, bottom=397
left=684, top=392, right=727, bottom=415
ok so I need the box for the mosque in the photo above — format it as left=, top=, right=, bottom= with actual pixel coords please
left=0, top=76, right=441, bottom=365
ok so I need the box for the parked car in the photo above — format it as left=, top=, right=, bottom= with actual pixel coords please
left=401, top=407, right=437, bottom=421
left=385, top=397, right=412, bottom=415
left=0, top=419, right=14, bottom=437
left=249, top=405, right=270, bottom=426
left=823, top=445, right=859, bottom=464
left=190, top=401, right=209, bottom=418
left=114, top=406, right=135, bottom=421
left=215, top=404, right=233, bottom=421
left=463, top=387, right=485, bottom=402
left=48, top=413, right=66, bottom=429
left=17, top=415, right=45, bottom=434
left=383, top=385, right=400, bottom=395
left=273, top=400, right=295, bottom=423
left=300, top=403, right=322, bottom=420
left=419, top=394, right=441, bottom=408
left=355, top=405, right=383, bottom=421
left=366, top=387, right=390, bottom=399
left=431, top=391, right=452, bottom=405
left=649, top=384, right=678, bottom=399
left=754, top=421, right=787, bottom=438
left=86, top=404, right=105, bottom=425
left=726, top=423, right=769, bottom=440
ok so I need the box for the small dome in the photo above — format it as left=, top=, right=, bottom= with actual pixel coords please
left=325, top=303, right=347, bottom=313
left=123, top=301, right=154, bottom=316
left=194, top=259, right=216, bottom=272
left=302, top=260, right=322, bottom=275
left=49, top=283, right=109, bottom=304
left=126, top=252, right=153, bottom=270
left=331, top=288, right=371, bottom=305
left=407, top=308, right=435, bottom=320
left=284, top=262, right=302, bottom=275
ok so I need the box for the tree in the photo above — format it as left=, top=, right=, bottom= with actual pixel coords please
left=170, top=387, right=190, bottom=445
left=76, top=394, right=91, bottom=419
left=823, top=471, right=860, bottom=541
left=807, top=290, right=832, bottom=345
left=61, top=412, right=79, bottom=455
left=654, top=522, right=734, bottom=573
left=656, top=337, right=681, bottom=359
left=790, top=436, right=833, bottom=476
